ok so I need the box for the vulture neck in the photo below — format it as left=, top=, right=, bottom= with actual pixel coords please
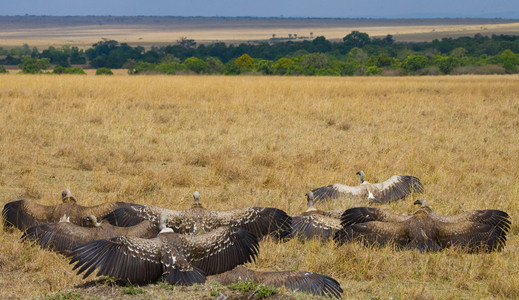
left=357, top=171, right=366, bottom=184
left=305, top=199, right=317, bottom=213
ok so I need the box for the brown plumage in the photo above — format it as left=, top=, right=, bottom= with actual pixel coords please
left=334, top=199, right=511, bottom=252
left=104, top=191, right=292, bottom=239
left=21, top=215, right=160, bottom=254
left=2, top=189, right=130, bottom=231
left=290, top=191, right=342, bottom=241
left=68, top=226, right=259, bottom=286
left=209, top=265, right=343, bottom=299
left=311, top=170, right=424, bottom=203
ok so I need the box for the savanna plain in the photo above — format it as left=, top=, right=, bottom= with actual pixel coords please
left=0, top=74, right=518, bottom=299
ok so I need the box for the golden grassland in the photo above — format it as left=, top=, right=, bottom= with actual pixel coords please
left=0, top=74, right=518, bottom=299
left=1, top=17, right=519, bottom=49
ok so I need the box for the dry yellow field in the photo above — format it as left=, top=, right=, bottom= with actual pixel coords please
left=1, top=17, right=519, bottom=49
left=0, top=74, right=518, bottom=299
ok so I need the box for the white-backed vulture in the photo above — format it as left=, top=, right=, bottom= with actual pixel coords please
left=104, top=191, right=292, bottom=239
left=334, top=199, right=511, bottom=252
left=290, top=191, right=342, bottom=241
left=21, top=215, right=160, bottom=254
left=311, top=170, right=424, bottom=203
left=209, top=265, right=343, bottom=299
left=68, top=226, right=259, bottom=286
left=2, top=189, right=130, bottom=231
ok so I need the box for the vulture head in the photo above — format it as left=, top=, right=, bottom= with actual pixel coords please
left=414, top=198, right=426, bottom=207
left=356, top=170, right=366, bottom=183
left=61, top=189, right=77, bottom=203
left=192, top=191, right=201, bottom=206
left=305, top=191, right=317, bottom=212
left=82, top=215, right=101, bottom=227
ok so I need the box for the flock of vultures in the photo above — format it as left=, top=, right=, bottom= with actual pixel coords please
left=2, top=171, right=512, bottom=298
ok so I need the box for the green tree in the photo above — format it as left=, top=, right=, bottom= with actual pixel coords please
left=206, top=57, right=224, bottom=74
left=343, top=31, right=371, bottom=48
left=365, top=66, right=383, bottom=76
left=273, top=57, right=294, bottom=75
left=235, top=54, right=254, bottom=70
left=435, top=56, right=461, bottom=74
left=500, top=49, right=519, bottom=73
left=402, top=55, right=429, bottom=73
left=19, top=57, right=51, bottom=73
left=96, top=67, right=113, bottom=75
left=183, top=57, right=209, bottom=74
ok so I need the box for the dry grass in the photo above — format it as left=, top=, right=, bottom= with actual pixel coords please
left=2, top=17, right=519, bottom=49
left=0, top=74, right=518, bottom=299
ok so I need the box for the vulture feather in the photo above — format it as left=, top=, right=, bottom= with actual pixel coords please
left=2, top=189, right=130, bottom=231
left=209, top=265, right=343, bottom=299
left=311, top=170, right=424, bottom=203
left=21, top=215, right=160, bottom=254
left=68, top=226, right=259, bottom=285
left=290, top=191, right=342, bottom=241
left=104, top=191, right=292, bottom=239
left=334, top=199, right=511, bottom=252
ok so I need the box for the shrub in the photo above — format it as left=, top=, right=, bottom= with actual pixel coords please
left=53, top=66, right=86, bottom=74
left=96, top=67, right=113, bottom=75
left=0, top=65, right=8, bottom=73
left=365, top=66, right=383, bottom=76
left=19, top=57, right=51, bottom=74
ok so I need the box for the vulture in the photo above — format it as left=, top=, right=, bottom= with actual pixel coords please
left=334, top=199, right=511, bottom=252
left=311, top=170, right=424, bottom=203
left=104, top=191, right=292, bottom=239
left=209, top=265, right=343, bottom=299
left=2, top=189, right=130, bottom=231
left=290, top=191, right=342, bottom=241
left=68, top=226, right=259, bottom=286
left=21, top=214, right=160, bottom=254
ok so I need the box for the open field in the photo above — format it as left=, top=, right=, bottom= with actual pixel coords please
left=1, top=16, right=519, bottom=49
left=0, top=74, right=519, bottom=299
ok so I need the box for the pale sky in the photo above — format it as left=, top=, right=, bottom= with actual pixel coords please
left=2, top=0, right=519, bottom=18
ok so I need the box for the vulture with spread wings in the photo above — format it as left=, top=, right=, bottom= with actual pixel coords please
left=311, top=170, right=424, bottom=203
left=22, top=215, right=160, bottom=254
left=2, top=189, right=130, bottom=231
left=334, top=199, right=511, bottom=252
left=290, top=191, right=342, bottom=241
left=104, top=191, right=292, bottom=239
left=209, top=265, right=343, bottom=299
left=68, top=226, right=259, bottom=285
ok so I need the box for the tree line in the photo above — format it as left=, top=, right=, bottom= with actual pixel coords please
left=1, top=32, right=519, bottom=75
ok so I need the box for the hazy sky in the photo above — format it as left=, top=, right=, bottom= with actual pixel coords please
left=2, top=0, right=519, bottom=18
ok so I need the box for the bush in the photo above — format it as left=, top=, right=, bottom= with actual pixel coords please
left=19, top=57, right=51, bottom=74
left=0, top=65, right=8, bottom=73
left=182, top=57, right=209, bottom=74
left=365, top=66, right=383, bottom=76
left=96, top=67, right=113, bottom=75
left=53, top=66, right=86, bottom=74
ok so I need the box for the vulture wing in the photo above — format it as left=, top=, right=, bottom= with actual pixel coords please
left=291, top=214, right=342, bottom=241
left=210, top=207, right=292, bottom=239
left=435, top=220, right=510, bottom=252
left=102, top=204, right=150, bottom=227
left=2, top=200, right=55, bottom=231
left=181, top=227, right=259, bottom=276
left=22, top=222, right=96, bottom=254
left=311, top=184, right=365, bottom=202
left=77, top=201, right=131, bottom=220
left=68, top=234, right=205, bottom=285
left=430, top=209, right=511, bottom=229
left=334, top=221, right=408, bottom=247
left=340, top=207, right=411, bottom=227
left=370, top=175, right=424, bottom=203
left=209, top=266, right=343, bottom=299
left=254, top=270, right=343, bottom=299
